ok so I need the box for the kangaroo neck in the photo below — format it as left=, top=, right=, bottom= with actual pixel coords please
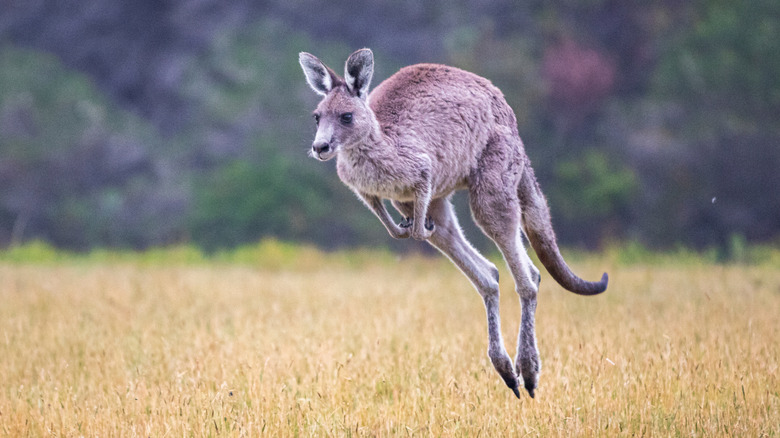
left=336, top=122, right=405, bottom=195
left=338, top=117, right=397, bottom=171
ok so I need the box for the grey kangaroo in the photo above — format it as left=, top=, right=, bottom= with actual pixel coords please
left=299, top=48, right=608, bottom=398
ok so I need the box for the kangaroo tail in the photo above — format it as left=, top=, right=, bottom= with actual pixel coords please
left=518, top=164, right=608, bottom=296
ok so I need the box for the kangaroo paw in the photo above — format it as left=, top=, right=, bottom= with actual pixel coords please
left=391, top=226, right=411, bottom=239
left=424, top=216, right=435, bottom=231
left=398, top=217, right=413, bottom=228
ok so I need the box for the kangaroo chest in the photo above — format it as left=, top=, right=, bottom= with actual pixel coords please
left=336, top=151, right=418, bottom=201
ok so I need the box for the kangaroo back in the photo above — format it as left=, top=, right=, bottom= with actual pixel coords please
left=518, top=164, right=608, bottom=295
left=368, top=64, right=515, bottom=196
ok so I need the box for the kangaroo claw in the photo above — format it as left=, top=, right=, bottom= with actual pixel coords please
left=424, top=216, right=435, bottom=231
left=525, top=383, right=535, bottom=398
left=398, top=217, right=413, bottom=228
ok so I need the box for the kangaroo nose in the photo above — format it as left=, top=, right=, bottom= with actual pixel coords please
left=312, top=142, right=331, bottom=155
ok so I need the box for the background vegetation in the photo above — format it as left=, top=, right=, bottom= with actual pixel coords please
left=1, top=1, right=779, bottom=253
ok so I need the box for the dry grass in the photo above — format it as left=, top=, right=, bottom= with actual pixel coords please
left=0, top=251, right=778, bottom=436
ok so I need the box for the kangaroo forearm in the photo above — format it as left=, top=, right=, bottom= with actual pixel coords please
left=359, top=193, right=407, bottom=238
left=410, top=178, right=434, bottom=240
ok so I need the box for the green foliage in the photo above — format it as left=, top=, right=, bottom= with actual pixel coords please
left=213, top=238, right=316, bottom=266
left=0, top=240, right=67, bottom=263
left=0, top=45, right=175, bottom=249
left=181, top=19, right=326, bottom=252
left=211, top=238, right=396, bottom=271
left=188, top=145, right=331, bottom=250
left=3, top=3, right=780, bottom=252
left=546, top=149, right=637, bottom=246
left=605, top=240, right=719, bottom=267
left=552, top=149, right=638, bottom=219
left=602, top=238, right=780, bottom=267
left=0, top=238, right=397, bottom=269
left=0, top=47, right=93, bottom=160
left=3, top=239, right=779, bottom=268
left=183, top=18, right=332, bottom=131
left=654, top=0, right=780, bottom=129
left=642, top=0, right=780, bottom=248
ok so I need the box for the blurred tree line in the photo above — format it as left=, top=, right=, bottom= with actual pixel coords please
left=1, top=0, right=778, bottom=252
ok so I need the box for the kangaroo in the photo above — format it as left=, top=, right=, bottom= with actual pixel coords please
left=299, top=48, right=608, bottom=398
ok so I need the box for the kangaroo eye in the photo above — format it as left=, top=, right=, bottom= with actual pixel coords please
left=339, top=113, right=353, bottom=125
left=313, top=114, right=320, bottom=125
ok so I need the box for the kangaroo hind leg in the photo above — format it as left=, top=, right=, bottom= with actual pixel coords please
left=469, top=136, right=541, bottom=398
left=393, top=197, right=521, bottom=398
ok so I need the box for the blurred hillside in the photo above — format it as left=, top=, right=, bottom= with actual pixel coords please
left=1, top=0, right=778, bottom=252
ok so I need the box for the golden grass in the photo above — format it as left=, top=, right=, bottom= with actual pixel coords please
left=0, top=253, right=778, bottom=436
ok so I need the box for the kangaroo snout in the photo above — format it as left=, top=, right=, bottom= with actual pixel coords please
left=311, top=141, right=336, bottom=161
left=312, top=141, right=330, bottom=154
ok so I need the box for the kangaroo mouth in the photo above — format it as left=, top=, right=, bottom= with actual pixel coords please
left=309, top=144, right=338, bottom=161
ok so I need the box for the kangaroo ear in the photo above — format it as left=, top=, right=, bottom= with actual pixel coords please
left=299, top=52, right=336, bottom=96
left=344, top=48, right=374, bottom=99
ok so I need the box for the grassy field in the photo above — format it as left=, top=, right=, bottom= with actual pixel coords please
left=0, top=242, right=778, bottom=436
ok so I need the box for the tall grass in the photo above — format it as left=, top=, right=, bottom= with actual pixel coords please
left=1, top=242, right=778, bottom=435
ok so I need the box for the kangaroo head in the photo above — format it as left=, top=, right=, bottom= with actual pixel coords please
left=299, top=49, right=375, bottom=161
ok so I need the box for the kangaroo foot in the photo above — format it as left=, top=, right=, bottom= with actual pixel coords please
left=490, top=353, right=521, bottom=399
left=516, top=355, right=540, bottom=399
